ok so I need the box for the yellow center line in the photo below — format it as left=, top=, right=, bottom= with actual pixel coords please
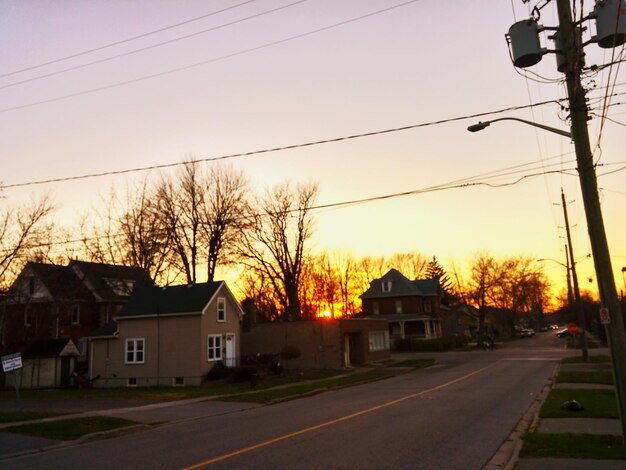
left=183, top=362, right=496, bottom=469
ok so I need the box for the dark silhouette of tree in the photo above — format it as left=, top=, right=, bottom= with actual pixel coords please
left=238, top=182, right=317, bottom=320
left=425, top=256, right=459, bottom=306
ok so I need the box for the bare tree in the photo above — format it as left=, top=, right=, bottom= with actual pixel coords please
left=200, top=165, right=248, bottom=283
left=0, top=194, right=55, bottom=292
left=238, top=182, right=318, bottom=320
left=155, top=161, right=206, bottom=284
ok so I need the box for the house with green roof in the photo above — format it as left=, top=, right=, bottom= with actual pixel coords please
left=88, top=281, right=243, bottom=388
left=360, top=268, right=443, bottom=341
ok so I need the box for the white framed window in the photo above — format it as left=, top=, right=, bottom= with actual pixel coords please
left=424, top=299, right=432, bottom=313
left=127, top=378, right=137, bottom=387
left=217, top=297, right=226, bottom=322
left=207, top=334, right=222, bottom=361
left=382, top=281, right=392, bottom=293
left=368, top=331, right=390, bottom=352
left=395, top=300, right=403, bottom=314
left=372, top=302, right=379, bottom=315
left=71, top=305, right=80, bottom=325
left=125, top=338, right=145, bottom=364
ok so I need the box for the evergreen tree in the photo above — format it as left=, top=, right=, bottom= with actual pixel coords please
left=426, top=256, right=460, bottom=306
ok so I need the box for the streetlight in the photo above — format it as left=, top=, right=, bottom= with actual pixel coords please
left=467, top=117, right=572, bottom=138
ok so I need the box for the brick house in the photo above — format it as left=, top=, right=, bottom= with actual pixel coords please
left=1, top=260, right=152, bottom=359
left=360, top=268, right=442, bottom=340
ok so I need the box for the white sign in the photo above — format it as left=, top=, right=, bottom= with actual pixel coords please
left=600, top=307, right=611, bottom=325
left=1, top=353, right=22, bottom=372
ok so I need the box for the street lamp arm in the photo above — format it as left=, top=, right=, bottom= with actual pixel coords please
left=467, top=117, right=572, bottom=138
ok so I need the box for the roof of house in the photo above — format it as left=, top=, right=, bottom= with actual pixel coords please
left=69, top=260, right=153, bottom=302
left=360, top=269, right=440, bottom=299
left=116, top=281, right=224, bottom=318
left=22, top=338, right=80, bottom=358
left=21, top=262, right=93, bottom=301
left=87, top=320, right=119, bottom=338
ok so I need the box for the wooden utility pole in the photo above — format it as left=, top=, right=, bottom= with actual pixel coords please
left=561, top=189, right=588, bottom=360
left=556, top=0, right=626, bottom=441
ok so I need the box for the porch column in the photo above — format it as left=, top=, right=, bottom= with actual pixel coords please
left=400, top=321, right=405, bottom=339
left=425, top=321, right=431, bottom=338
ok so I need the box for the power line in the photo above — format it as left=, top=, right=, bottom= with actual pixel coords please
left=0, top=0, right=260, bottom=79
left=0, top=158, right=584, bottom=254
left=0, top=0, right=422, bottom=115
left=0, top=0, right=308, bottom=90
left=0, top=98, right=563, bottom=191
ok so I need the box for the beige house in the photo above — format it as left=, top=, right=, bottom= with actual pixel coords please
left=88, top=282, right=242, bottom=388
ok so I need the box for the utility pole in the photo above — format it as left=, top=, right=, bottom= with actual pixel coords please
left=561, top=189, right=588, bottom=360
left=565, top=244, right=573, bottom=308
left=556, top=0, right=626, bottom=441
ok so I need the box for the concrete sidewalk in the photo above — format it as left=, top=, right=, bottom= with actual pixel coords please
left=512, top=358, right=625, bottom=469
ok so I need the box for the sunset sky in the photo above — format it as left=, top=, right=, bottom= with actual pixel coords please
left=2, top=0, right=625, bottom=299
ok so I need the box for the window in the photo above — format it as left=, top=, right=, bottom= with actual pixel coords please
left=207, top=334, right=222, bottom=361
left=127, top=378, right=137, bottom=387
left=382, top=281, right=392, bottom=293
left=24, top=308, right=33, bottom=327
left=395, top=300, right=403, bottom=314
left=368, top=331, right=389, bottom=352
left=424, top=299, right=432, bottom=313
left=71, top=305, right=80, bottom=325
left=29, top=276, right=35, bottom=295
left=372, top=302, right=379, bottom=315
left=173, top=377, right=185, bottom=387
left=125, top=338, right=145, bottom=364
left=217, top=297, right=226, bottom=322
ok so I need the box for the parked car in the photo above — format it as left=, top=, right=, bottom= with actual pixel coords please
left=556, top=328, right=572, bottom=337
left=520, top=328, right=535, bottom=337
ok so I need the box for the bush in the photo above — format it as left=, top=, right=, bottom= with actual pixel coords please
left=206, top=361, right=232, bottom=381
left=231, top=366, right=258, bottom=383
left=393, top=335, right=468, bottom=352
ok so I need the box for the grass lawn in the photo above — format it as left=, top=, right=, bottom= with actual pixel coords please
left=562, top=355, right=610, bottom=364
left=222, top=369, right=392, bottom=403
left=540, top=389, right=619, bottom=419
left=4, top=416, right=136, bottom=440
left=0, top=411, right=63, bottom=424
left=0, top=370, right=341, bottom=405
left=522, top=432, right=626, bottom=459
left=389, top=359, right=436, bottom=368
left=557, top=370, right=614, bottom=385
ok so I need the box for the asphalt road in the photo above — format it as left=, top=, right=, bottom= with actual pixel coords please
left=5, top=332, right=572, bottom=470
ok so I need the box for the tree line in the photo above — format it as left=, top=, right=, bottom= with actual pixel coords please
left=1, top=160, right=558, bottom=320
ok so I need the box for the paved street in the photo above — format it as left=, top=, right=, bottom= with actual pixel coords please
left=2, top=332, right=572, bottom=469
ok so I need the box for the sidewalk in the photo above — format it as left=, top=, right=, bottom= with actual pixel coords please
left=511, top=357, right=624, bottom=469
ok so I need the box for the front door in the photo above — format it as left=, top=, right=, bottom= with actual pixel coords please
left=224, top=334, right=236, bottom=368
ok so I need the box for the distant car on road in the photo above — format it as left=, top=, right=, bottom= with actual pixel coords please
left=556, top=328, right=572, bottom=338
left=550, top=324, right=560, bottom=330
left=520, top=328, right=535, bottom=337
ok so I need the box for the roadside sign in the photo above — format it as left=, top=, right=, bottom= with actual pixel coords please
left=1, top=353, right=22, bottom=373
left=599, top=307, right=611, bottom=325
left=567, top=323, right=580, bottom=335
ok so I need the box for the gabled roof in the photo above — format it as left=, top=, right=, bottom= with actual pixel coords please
left=12, top=262, right=93, bottom=302
left=69, top=260, right=153, bottom=302
left=360, top=268, right=440, bottom=299
left=116, top=282, right=224, bottom=319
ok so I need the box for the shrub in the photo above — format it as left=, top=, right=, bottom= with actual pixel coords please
left=206, top=361, right=232, bottom=381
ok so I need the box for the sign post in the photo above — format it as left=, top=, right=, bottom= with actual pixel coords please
left=2, top=353, right=23, bottom=411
